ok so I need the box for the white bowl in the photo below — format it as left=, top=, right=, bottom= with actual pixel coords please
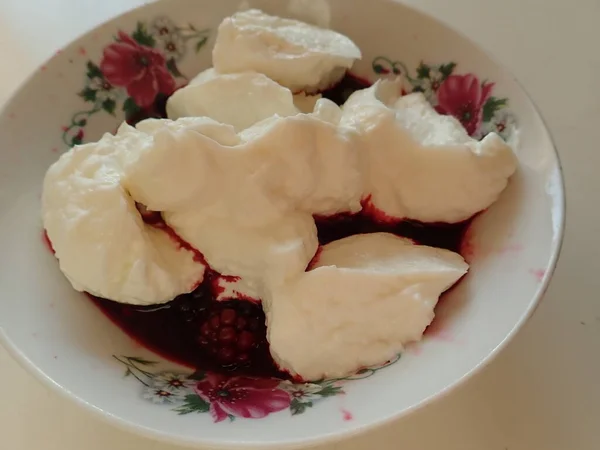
left=0, top=0, right=564, bottom=448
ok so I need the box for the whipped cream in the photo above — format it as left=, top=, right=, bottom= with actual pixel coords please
left=165, top=210, right=318, bottom=299
left=293, top=92, right=322, bottom=113
left=121, top=113, right=358, bottom=297
left=41, top=129, right=206, bottom=305
left=188, top=67, right=219, bottom=86
left=121, top=118, right=240, bottom=213
left=124, top=114, right=362, bottom=227
left=264, top=233, right=469, bottom=380
left=212, top=9, right=362, bottom=92
left=341, top=78, right=517, bottom=223
left=187, top=67, right=322, bottom=115
left=166, top=71, right=300, bottom=131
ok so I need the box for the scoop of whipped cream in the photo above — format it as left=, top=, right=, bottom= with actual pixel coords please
left=165, top=210, right=318, bottom=299
left=41, top=129, right=206, bottom=305
left=264, top=233, right=469, bottom=380
left=341, top=78, right=518, bottom=223
left=166, top=71, right=300, bottom=131
left=121, top=118, right=239, bottom=213
left=240, top=112, right=362, bottom=218
left=185, top=67, right=322, bottom=115
left=123, top=114, right=362, bottom=227
left=212, top=9, right=362, bottom=92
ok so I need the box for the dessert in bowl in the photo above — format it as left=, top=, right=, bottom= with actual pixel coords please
left=0, top=0, right=564, bottom=448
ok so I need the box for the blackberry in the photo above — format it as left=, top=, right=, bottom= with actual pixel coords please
left=197, top=300, right=266, bottom=369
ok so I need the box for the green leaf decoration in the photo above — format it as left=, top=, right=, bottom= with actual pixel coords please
left=174, top=394, right=210, bottom=415
left=188, top=370, right=206, bottom=381
left=71, top=135, right=83, bottom=146
left=102, top=98, right=116, bottom=115
left=132, top=22, right=156, bottom=47
left=290, top=398, right=311, bottom=416
left=316, top=384, right=344, bottom=398
left=124, top=368, right=132, bottom=378
left=416, top=62, right=431, bottom=79
left=482, top=96, right=508, bottom=122
left=78, top=87, right=97, bottom=103
left=195, top=35, right=209, bottom=53
left=166, top=58, right=184, bottom=78
left=122, top=97, right=141, bottom=119
left=86, top=61, right=103, bottom=79
left=77, top=119, right=87, bottom=127
left=373, top=64, right=387, bottom=74
left=438, top=62, right=457, bottom=79
left=126, top=356, right=158, bottom=366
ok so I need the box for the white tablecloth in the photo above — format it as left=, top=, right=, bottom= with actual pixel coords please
left=1, top=0, right=599, bottom=449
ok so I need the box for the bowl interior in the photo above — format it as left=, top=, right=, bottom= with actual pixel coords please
left=0, top=0, right=563, bottom=447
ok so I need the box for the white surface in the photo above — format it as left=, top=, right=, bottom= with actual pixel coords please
left=0, top=1, right=598, bottom=450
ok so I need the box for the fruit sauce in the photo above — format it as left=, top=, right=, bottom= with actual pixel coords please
left=86, top=73, right=472, bottom=379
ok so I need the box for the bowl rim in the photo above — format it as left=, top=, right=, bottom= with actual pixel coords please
left=0, top=0, right=566, bottom=448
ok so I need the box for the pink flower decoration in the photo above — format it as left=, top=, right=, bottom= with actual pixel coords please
left=435, top=74, right=494, bottom=136
left=100, top=32, right=175, bottom=108
left=194, top=374, right=291, bottom=422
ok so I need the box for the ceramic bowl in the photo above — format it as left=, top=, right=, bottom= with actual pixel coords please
left=0, top=0, right=564, bottom=448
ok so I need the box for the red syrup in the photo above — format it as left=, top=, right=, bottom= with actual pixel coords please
left=72, top=73, right=472, bottom=379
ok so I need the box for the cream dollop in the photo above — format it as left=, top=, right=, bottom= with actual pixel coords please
left=187, top=68, right=322, bottom=114
left=264, top=233, right=469, bottom=380
left=121, top=118, right=239, bottom=213
left=41, top=129, right=206, bottom=305
left=119, top=113, right=359, bottom=297
left=212, top=9, right=362, bottom=92
left=165, top=210, right=318, bottom=299
left=341, top=78, right=517, bottom=223
left=124, top=114, right=362, bottom=227
left=166, top=71, right=300, bottom=131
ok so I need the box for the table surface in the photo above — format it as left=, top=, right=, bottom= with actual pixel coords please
left=1, top=0, right=599, bottom=449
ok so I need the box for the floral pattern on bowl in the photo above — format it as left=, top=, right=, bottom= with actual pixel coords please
left=372, top=56, right=516, bottom=140
left=61, top=17, right=515, bottom=148
left=115, top=355, right=400, bottom=422
left=62, top=16, right=210, bottom=146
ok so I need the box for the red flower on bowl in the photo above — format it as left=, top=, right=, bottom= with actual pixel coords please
left=435, top=74, right=494, bottom=136
left=100, top=32, right=175, bottom=108
left=194, top=374, right=291, bottom=422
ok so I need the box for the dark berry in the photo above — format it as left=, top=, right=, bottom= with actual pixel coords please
left=209, top=314, right=221, bottom=329
left=196, top=300, right=267, bottom=370
left=248, top=318, right=260, bottom=332
left=217, top=346, right=236, bottom=363
left=235, top=317, right=247, bottom=330
left=218, top=327, right=236, bottom=344
left=237, top=331, right=255, bottom=351
left=200, top=322, right=211, bottom=337
left=220, top=309, right=236, bottom=326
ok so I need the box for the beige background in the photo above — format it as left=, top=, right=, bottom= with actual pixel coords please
left=1, top=0, right=599, bottom=449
